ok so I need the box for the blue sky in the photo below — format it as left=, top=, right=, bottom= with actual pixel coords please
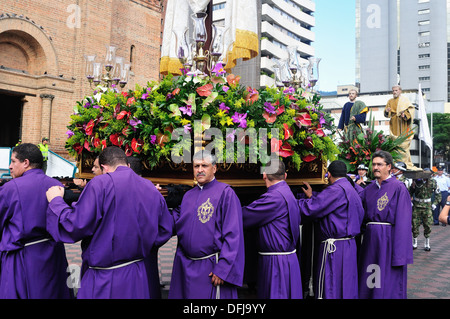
left=313, top=0, right=356, bottom=92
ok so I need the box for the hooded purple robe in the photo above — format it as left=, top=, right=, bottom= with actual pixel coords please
left=358, top=176, right=413, bottom=299
left=298, top=178, right=364, bottom=299
left=242, top=181, right=302, bottom=299
left=0, top=169, right=72, bottom=299
left=47, top=166, right=173, bottom=299
left=168, top=178, right=244, bottom=299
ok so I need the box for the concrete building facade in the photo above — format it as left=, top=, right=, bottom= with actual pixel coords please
left=356, top=0, right=448, bottom=113
left=212, top=0, right=316, bottom=89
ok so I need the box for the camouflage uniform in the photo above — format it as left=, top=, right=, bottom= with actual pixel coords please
left=410, top=179, right=441, bottom=239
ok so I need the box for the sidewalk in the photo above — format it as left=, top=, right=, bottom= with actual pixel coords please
left=64, top=223, right=450, bottom=299
left=407, top=224, right=450, bottom=299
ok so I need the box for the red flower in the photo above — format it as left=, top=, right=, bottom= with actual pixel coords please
left=172, top=88, right=180, bottom=95
left=226, top=74, right=241, bottom=87
left=110, top=133, right=121, bottom=146
left=271, top=138, right=282, bottom=154
left=93, top=137, right=101, bottom=148
left=121, top=92, right=128, bottom=98
left=279, top=142, right=294, bottom=158
left=83, top=139, right=91, bottom=152
left=294, top=113, right=312, bottom=127
left=303, top=136, right=314, bottom=149
left=196, top=83, right=213, bottom=97
left=73, top=143, right=83, bottom=155
left=85, top=119, right=95, bottom=136
left=126, top=97, right=136, bottom=106
left=315, top=128, right=325, bottom=137
left=276, top=104, right=285, bottom=116
left=116, top=110, right=129, bottom=120
left=101, top=140, right=107, bottom=150
left=302, top=154, right=317, bottom=162
left=263, top=111, right=277, bottom=124
left=131, top=138, right=143, bottom=154
left=124, top=143, right=133, bottom=157
left=283, top=123, right=293, bottom=140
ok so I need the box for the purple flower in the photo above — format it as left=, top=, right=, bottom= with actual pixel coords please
left=264, top=102, right=276, bottom=114
left=226, top=129, right=236, bottom=142
left=129, top=118, right=142, bottom=128
left=219, top=102, right=230, bottom=113
left=231, top=112, right=247, bottom=128
left=183, top=124, right=192, bottom=134
left=179, top=105, right=193, bottom=116
left=150, top=135, right=157, bottom=145
left=141, top=93, right=149, bottom=100
left=222, top=86, right=230, bottom=93
left=83, top=101, right=91, bottom=108
left=212, top=62, right=226, bottom=76
left=319, top=113, right=326, bottom=126
left=283, top=87, right=295, bottom=94
left=66, top=130, right=74, bottom=138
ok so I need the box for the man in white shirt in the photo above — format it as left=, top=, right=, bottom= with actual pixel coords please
left=434, top=166, right=450, bottom=225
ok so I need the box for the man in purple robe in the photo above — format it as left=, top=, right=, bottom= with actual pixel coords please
left=0, top=143, right=71, bottom=299
left=298, top=160, right=364, bottom=299
left=168, top=151, right=245, bottom=299
left=46, top=146, right=173, bottom=299
left=242, top=161, right=302, bottom=299
left=358, top=150, right=413, bottom=299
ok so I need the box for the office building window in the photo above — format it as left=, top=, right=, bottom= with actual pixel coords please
left=418, top=42, right=430, bottom=48
left=419, top=53, right=430, bottom=59
left=419, top=65, right=431, bottom=69
left=419, top=31, right=430, bottom=37
left=419, top=76, right=430, bottom=81
left=418, top=20, right=430, bottom=26
left=418, top=9, right=430, bottom=15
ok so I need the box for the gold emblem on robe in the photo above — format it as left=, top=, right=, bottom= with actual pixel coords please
left=197, top=198, right=214, bottom=224
left=377, top=193, right=389, bottom=211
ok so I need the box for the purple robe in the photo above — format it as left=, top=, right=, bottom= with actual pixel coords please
left=358, top=177, right=413, bottom=299
left=0, top=169, right=72, bottom=299
left=242, top=181, right=302, bottom=299
left=47, top=166, right=173, bottom=299
left=298, top=178, right=364, bottom=299
left=168, top=179, right=244, bottom=299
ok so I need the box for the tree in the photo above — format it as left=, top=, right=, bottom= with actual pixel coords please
left=428, top=113, right=450, bottom=162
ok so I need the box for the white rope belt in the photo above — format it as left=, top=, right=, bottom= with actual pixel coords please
left=367, top=222, right=392, bottom=226
left=414, top=198, right=431, bottom=203
left=318, top=237, right=354, bottom=299
left=89, top=258, right=143, bottom=270
left=187, top=252, right=221, bottom=300
left=24, top=238, right=51, bottom=247
left=258, top=249, right=296, bottom=256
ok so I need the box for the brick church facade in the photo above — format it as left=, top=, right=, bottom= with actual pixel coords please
left=0, top=0, right=166, bottom=159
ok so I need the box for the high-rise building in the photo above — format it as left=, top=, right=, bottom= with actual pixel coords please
left=212, top=0, right=316, bottom=88
left=356, top=0, right=448, bottom=113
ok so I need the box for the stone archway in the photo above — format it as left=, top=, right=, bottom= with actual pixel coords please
left=0, top=15, right=58, bottom=75
left=0, top=15, right=67, bottom=146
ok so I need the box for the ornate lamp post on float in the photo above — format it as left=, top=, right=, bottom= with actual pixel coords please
left=84, top=45, right=131, bottom=89
left=173, top=11, right=229, bottom=75
left=272, top=45, right=321, bottom=91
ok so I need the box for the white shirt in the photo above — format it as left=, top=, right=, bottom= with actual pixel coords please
left=434, top=174, right=450, bottom=193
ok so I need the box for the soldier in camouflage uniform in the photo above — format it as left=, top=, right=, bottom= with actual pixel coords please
left=410, top=168, right=441, bottom=251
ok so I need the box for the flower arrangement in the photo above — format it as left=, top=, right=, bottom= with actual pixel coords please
left=65, top=64, right=339, bottom=171
left=337, top=113, right=414, bottom=175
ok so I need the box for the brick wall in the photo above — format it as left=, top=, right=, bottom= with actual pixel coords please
left=0, top=0, right=163, bottom=159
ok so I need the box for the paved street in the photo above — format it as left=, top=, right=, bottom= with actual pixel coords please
left=64, top=223, right=450, bottom=299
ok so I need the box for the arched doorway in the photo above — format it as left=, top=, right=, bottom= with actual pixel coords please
left=0, top=92, right=23, bottom=147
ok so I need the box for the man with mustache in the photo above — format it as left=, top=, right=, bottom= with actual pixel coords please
left=358, top=150, right=413, bottom=299
left=168, top=150, right=244, bottom=299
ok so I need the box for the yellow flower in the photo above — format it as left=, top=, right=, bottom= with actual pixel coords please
left=220, top=116, right=234, bottom=126
left=180, top=118, right=191, bottom=126
left=287, top=108, right=296, bottom=117
left=247, top=119, right=255, bottom=128
left=216, top=110, right=227, bottom=118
